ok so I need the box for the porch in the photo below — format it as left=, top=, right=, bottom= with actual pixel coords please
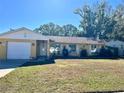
left=35, top=40, right=103, bottom=59
left=49, top=43, right=102, bottom=57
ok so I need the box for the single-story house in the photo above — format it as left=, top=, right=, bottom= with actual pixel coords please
left=0, top=27, right=105, bottom=60
left=106, top=40, right=124, bottom=56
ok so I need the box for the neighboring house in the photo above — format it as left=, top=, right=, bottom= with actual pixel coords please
left=106, top=40, right=124, bottom=56
left=0, top=27, right=104, bottom=60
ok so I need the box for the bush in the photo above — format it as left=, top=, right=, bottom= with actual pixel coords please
left=62, top=47, right=69, bottom=57
left=50, top=52, right=56, bottom=60
left=80, top=49, right=88, bottom=57
left=99, top=47, right=114, bottom=57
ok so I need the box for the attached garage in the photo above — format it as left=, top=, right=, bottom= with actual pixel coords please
left=7, top=42, right=31, bottom=59
left=0, top=28, right=37, bottom=60
left=0, top=27, right=48, bottom=60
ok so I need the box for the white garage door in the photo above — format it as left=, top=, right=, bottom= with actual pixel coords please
left=7, top=42, right=31, bottom=59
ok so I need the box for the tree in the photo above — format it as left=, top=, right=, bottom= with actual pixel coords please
left=34, top=22, right=63, bottom=36
left=74, top=1, right=110, bottom=39
left=111, top=4, right=124, bottom=41
left=74, top=0, right=124, bottom=41
left=34, top=23, right=79, bottom=36
left=62, top=24, right=79, bottom=36
left=74, top=5, right=95, bottom=38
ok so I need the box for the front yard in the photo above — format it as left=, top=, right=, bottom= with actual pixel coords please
left=0, top=59, right=124, bottom=93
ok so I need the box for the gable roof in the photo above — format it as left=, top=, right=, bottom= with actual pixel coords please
left=0, top=27, right=39, bottom=36
left=0, top=27, right=49, bottom=40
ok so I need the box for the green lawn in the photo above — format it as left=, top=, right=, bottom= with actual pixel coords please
left=0, top=59, right=124, bottom=93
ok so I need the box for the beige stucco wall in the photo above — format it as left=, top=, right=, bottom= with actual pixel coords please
left=0, top=41, right=7, bottom=60
left=0, top=38, right=37, bottom=60
left=31, top=40, right=37, bottom=58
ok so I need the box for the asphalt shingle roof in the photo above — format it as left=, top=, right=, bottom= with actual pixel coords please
left=46, top=36, right=104, bottom=45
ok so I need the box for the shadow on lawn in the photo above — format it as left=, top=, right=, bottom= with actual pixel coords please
left=20, top=56, right=123, bottom=68
left=83, top=90, right=124, bottom=93
left=21, top=59, right=55, bottom=67
left=0, top=59, right=55, bottom=69
left=0, top=57, right=122, bottom=69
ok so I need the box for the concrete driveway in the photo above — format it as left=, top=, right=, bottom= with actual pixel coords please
left=0, top=60, right=27, bottom=78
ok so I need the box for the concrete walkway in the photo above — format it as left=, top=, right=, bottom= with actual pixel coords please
left=0, top=60, right=27, bottom=78
left=0, top=68, right=15, bottom=78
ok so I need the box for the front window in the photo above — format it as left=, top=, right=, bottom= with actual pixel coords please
left=91, top=45, right=96, bottom=50
left=68, top=44, right=76, bottom=53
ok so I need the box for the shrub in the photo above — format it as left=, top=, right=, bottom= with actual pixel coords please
left=80, top=49, right=88, bottom=57
left=99, top=47, right=114, bottom=57
left=62, top=47, right=69, bottom=57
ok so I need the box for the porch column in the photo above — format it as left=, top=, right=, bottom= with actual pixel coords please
left=76, top=44, right=80, bottom=56
left=47, top=40, right=50, bottom=58
left=87, top=44, right=91, bottom=56
left=60, top=44, right=63, bottom=55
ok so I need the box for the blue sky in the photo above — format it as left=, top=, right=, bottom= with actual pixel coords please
left=0, top=0, right=123, bottom=32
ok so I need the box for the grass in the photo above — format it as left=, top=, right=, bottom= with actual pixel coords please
left=0, top=59, right=124, bottom=93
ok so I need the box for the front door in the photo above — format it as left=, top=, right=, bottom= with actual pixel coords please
left=39, top=41, right=47, bottom=56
